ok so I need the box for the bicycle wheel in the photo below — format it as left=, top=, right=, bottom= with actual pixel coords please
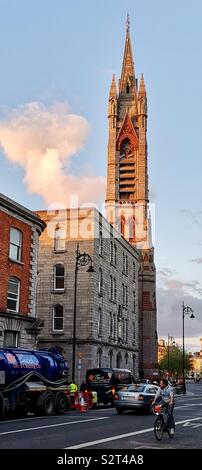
left=154, top=416, right=164, bottom=441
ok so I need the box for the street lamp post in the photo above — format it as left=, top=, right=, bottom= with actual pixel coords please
left=72, top=244, right=95, bottom=382
left=167, top=334, right=175, bottom=378
left=182, top=302, right=195, bottom=394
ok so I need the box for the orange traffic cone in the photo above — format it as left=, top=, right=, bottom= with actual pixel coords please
left=79, top=394, right=87, bottom=413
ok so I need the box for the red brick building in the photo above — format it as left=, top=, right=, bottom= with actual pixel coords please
left=0, top=193, right=45, bottom=348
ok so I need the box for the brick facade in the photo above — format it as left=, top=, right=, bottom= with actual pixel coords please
left=0, top=193, right=45, bottom=348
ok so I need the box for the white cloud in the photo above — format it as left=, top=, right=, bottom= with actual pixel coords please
left=0, top=102, right=106, bottom=206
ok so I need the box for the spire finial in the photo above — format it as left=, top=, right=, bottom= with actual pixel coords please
left=126, top=13, right=130, bottom=33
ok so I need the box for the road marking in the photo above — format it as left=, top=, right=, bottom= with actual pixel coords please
left=0, top=417, right=109, bottom=436
left=66, top=416, right=202, bottom=449
left=175, top=403, right=202, bottom=410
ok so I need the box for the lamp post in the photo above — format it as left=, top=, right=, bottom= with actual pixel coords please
left=167, top=334, right=175, bottom=378
left=72, top=244, right=95, bottom=382
left=182, top=302, right=195, bottom=394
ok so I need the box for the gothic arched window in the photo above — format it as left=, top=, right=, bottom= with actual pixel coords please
left=120, top=138, right=133, bottom=159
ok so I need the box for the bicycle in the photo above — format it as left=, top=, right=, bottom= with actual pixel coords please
left=153, top=404, right=175, bottom=441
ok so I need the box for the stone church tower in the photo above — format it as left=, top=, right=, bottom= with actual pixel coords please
left=105, top=16, right=157, bottom=379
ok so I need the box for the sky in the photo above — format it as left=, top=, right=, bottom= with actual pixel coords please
left=0, top=0, right=201, bottom=352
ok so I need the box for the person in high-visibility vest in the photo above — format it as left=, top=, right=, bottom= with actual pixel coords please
left=68, top=381, right=78, bottom=393
left=92, top=390, right=98, bottom=407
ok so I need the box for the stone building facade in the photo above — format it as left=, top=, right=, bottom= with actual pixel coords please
left=0, top=193, right=45, bottom=348
left=105, top=18, right=157, bottom=378
left=36, top=208, right=139, bottom=384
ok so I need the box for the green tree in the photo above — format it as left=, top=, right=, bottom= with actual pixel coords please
left=159, top=345, right=189, bottom=377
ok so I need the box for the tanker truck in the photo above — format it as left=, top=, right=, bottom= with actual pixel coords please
left=0, top=347, right=71, bottom=419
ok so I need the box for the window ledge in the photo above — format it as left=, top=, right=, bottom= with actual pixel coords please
left=9, top=258, right=24, bottom=266
left=53, top=250, right=67, bottom=254
left=52, top=289, right=65, bottom=294
left=52, top=331, right=64, bottom=335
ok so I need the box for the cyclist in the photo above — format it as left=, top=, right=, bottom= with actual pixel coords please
left=152, top=378, right=175, bottom=433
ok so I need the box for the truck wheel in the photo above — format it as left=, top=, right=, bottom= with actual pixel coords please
left=55, top=392, right=68, bottom=415
left=41, top=392, right=55, bottom=416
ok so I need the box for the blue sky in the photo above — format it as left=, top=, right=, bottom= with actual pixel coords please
left=0, top=0, right=202, bottom=350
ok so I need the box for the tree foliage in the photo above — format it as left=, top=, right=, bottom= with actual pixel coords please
left=159, top=345, right=189, bottom=376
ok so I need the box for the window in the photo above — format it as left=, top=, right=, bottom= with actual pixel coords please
left=114, top=277, right=117, bottom=303
left=116, top=352, right=122, bottom=368
left=7, top=278, right=20, bottom=312
left=98, top=268, right=103, bottom=296
left=133, top=322, right=136, bottom=343
left=54, top=226, right=66, bottom=251
left=109, top=350, right=113, bottom=368
left=53, top=304, right=63, bottom=331
left=125, top=352, right=128, bottom=365
left=109, top=312, right=113, bottom=338
left=114, top=243, right=117, bottom=266
left=4, top=330, right=19, bottom=347
left=133, top=291, right=136, bottom=312
left=122, top=284, right=125, bottom=307
left=133, top=262, right=136, bottom=282
left=126, top=319, right=128, bottom=343
left=126, top=255, right=128, bottom=275
left=98, top=308, right=102, bottom=336
left=110, top=275, right=113, bottom=301
left=9, top=228, right=22, bottom=262
left=54, top=264, right=64, bottom=290
left=113, top=313, right=116, bottom=340
left=110, top=240, right=113, bottom=264
left=122, top=318, right=125, bottom=342
left=125, top=286, right=128, bottom=308
left=97, top=349, right=102, bottom=367
left=123, top=252, right=125, bottom=273
left=99, top=229, right=103, bottom=256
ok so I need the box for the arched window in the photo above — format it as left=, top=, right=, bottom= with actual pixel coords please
left=109, top=350, right=113, bottom=368
left=53, top=304, right=63, bottom=331
left=9, top=228, right=22, bottom=262
left=116, top=352, right=122, bottom=368
left=54, top=264, right=64, bottom=290
left=98, top=308, right=102, bottom=336
left=98, top=268, right=103, bottom=296
left=54, top=226, right=66, bottom=251
left=97, top=348, right=102, bottom=367
left=7, top=277, right=20, bottom=312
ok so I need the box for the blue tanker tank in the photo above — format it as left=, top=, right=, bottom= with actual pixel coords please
left=0, top=347, right=68, bottom=386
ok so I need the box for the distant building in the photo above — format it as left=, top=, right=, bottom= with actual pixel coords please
left=36, top=208, right=140, bottom=383
left=189, top=338, right=202, bottom=378
left=0, top=193, right=45, bottom=348
left=158, top=339, right=167, bottom=363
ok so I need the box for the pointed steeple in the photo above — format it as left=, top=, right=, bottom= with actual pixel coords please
left=119, top=14, right=136, bottom=93
left=138, top=73, right=146, bottom=97
left=109, top=74, right=117, bottom=99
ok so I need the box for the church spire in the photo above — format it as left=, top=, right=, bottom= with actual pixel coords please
left=109, top=74, right=117, bottom=99
left=119, top=14, right=136, bottom=94
left=138, top=73, right=146, bottom=97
